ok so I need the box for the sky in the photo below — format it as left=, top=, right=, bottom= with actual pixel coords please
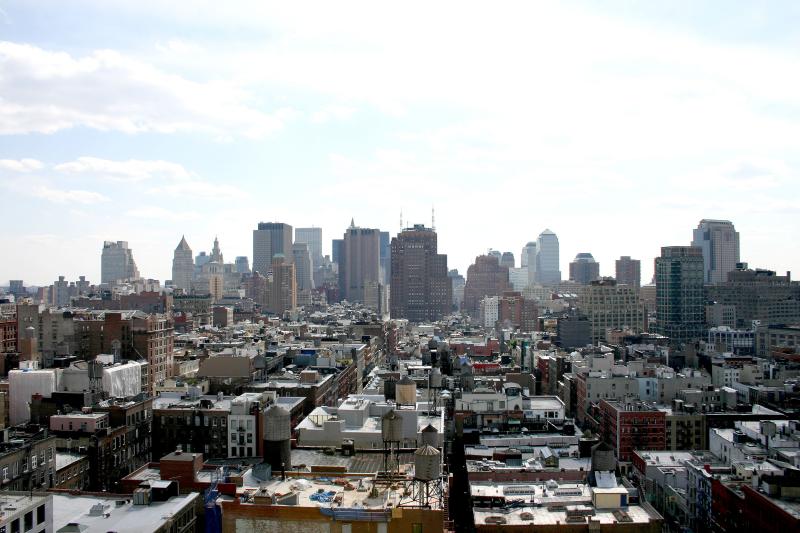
left=1, top=0, right=799, bottom=286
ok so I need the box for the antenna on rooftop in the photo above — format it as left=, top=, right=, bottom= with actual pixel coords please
left=431, top=205, right=435, bottom=231
left=400, top=209, right=404, bottom=231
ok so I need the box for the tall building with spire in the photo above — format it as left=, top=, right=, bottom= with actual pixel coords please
left=210, top=236, right=223, bottom=263
left=171, top=236, right=193, bottom=291
left=339, top=219, right=382, bottom=308
left=101, top=241, right=140, bottom=284
left=692, top=219, right=740, bottom=284
left=390, top=224, right=451, bottom=321
left=535, top=229, right=561, bottom=285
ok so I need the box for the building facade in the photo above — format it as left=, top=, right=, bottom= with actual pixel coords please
left=171, top=236, right=194, bottom=291
left=390, top=225, right=451, bottom=322
left=578, top=278, right=646, bottom=344
left=616, top=256, right=641, bottom=288
left=655, top=246, right=705, bottom=345
left=569, top=252, right=600, bottom=285
left=691, top=219, right=740, bottom=284
left=535, top=229, right=561, bottom=285
left=464, top=255, right=511, bottom=317
left=295, top=227, right=323, bottom=267
left=101, top=241, right=140, bottom=284
left=339, top=222, right=382, bottom=308
left=252, top=222, right=293, bottom=276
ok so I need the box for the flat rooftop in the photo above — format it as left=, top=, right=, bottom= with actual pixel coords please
left=52, top=493, right=199, bottom=533
left=470, top=481, right=659, bottom=526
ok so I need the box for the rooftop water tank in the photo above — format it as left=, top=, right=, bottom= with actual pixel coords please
left=381, top=409, right=403, bottom=443
left=414, top=445, right=441, bottom=481
left=396, top=376, right=417, bottom=407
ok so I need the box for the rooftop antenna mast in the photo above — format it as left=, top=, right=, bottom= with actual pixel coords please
left=431, top=206, right=435, bottom=231
left=400, top=209, right=403, bottom=231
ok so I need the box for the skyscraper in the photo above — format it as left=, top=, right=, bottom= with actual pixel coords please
left=390, top=224, right=451, bottom=321
left=295, top=227, right=323, bottom=266
left=268, top=255, right=296, bottom=316
left=464, top=254, right=511, bottom=317
left=522, top=241, right=538, bottom=285
left=379, top=231, right=391, bottom=286
left=692, top=219, right=740, bottom=284
left=569, top=253, right=600, bottom=285
left=101, top=241, right=140, bottom=283
left=655, top=246, right=705, bottom=344
left=234, top=256, right=251, bottom=274
left=331, top=239, right=344, bottom=266
left=536, top=229, right=561, bottom=285
left=171, top=236, right=194, bottom=291
left=339, top=220, right=382, bottom=307
left=292, top=242, right=314, bottom=292
left=500, top=252, right=515, bottom=269
left=253, top=222, right=293, bottom=275
left=615, top=256, right=641, bottom=288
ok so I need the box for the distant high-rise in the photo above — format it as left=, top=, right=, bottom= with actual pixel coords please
left=390, top=224, right=451, bottom=321
left=615, top=256, right=641, bottom=288
left=522, top=241, right=538, bottom=285
left=379, top=231, right=391, bottom=285
left=292, top=242, right=314, bottom=292
left=464, top=255, right=511, bottom=317
left=253, top=222, right=293, bottom=275
left=536, top=229, right=561, bottom=285
left=171, top=236, right=194, bottom=291
left=234, top=256, right=250, bottom=274
left=655, top=246, right=705, bottom=344
left=331, top=239, right=344, bottom=266
left=9, top=280, right=26, bottom=298
left=707, top=266, right=800, bottom=327
left=53, top=275, right=70, bottom=307
left=500, top=252, right=515, bottom=270
left=340, top=220, right=381, bottom=307
left=101, top=241, right=140, bottom=283
left=578, top=278, right=645, bottom=344
left=268, top=255, right=296, bottom=316
left=448, top=269, right=466, bottom=311
left=295, top=227, right=323, bottom=266
left=692, top=219, right=740, bottom=284
left=569, top=253, right=600, bottom=285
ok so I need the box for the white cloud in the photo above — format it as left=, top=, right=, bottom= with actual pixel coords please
left=126, top=206, right=200, bottom=221
left=55, top=157, right=192, bottom=182
left=147, top=180, right=244, bottom=200
left=32, top=185, right=109, bottom=204
left=0, top=158, right=44, bottom=172
left=311, top=105, right=356, bottom=124
left=0, top=41, right=287, bottom=138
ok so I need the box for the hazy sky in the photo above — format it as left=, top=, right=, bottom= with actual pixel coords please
left=1, top=1, right=799, bottom=286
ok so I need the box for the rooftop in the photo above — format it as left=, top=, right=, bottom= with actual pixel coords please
left=51, top=493, right=199, bottom=533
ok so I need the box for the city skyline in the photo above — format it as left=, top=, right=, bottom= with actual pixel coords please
left=1, top=2, right=799, bottom=284
left=1, top=217, right=795, bottom=287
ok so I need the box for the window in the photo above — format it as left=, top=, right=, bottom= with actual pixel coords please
left=24, top=511, right=32, bottom=531
left=10, top=518, right=19, bottom=533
